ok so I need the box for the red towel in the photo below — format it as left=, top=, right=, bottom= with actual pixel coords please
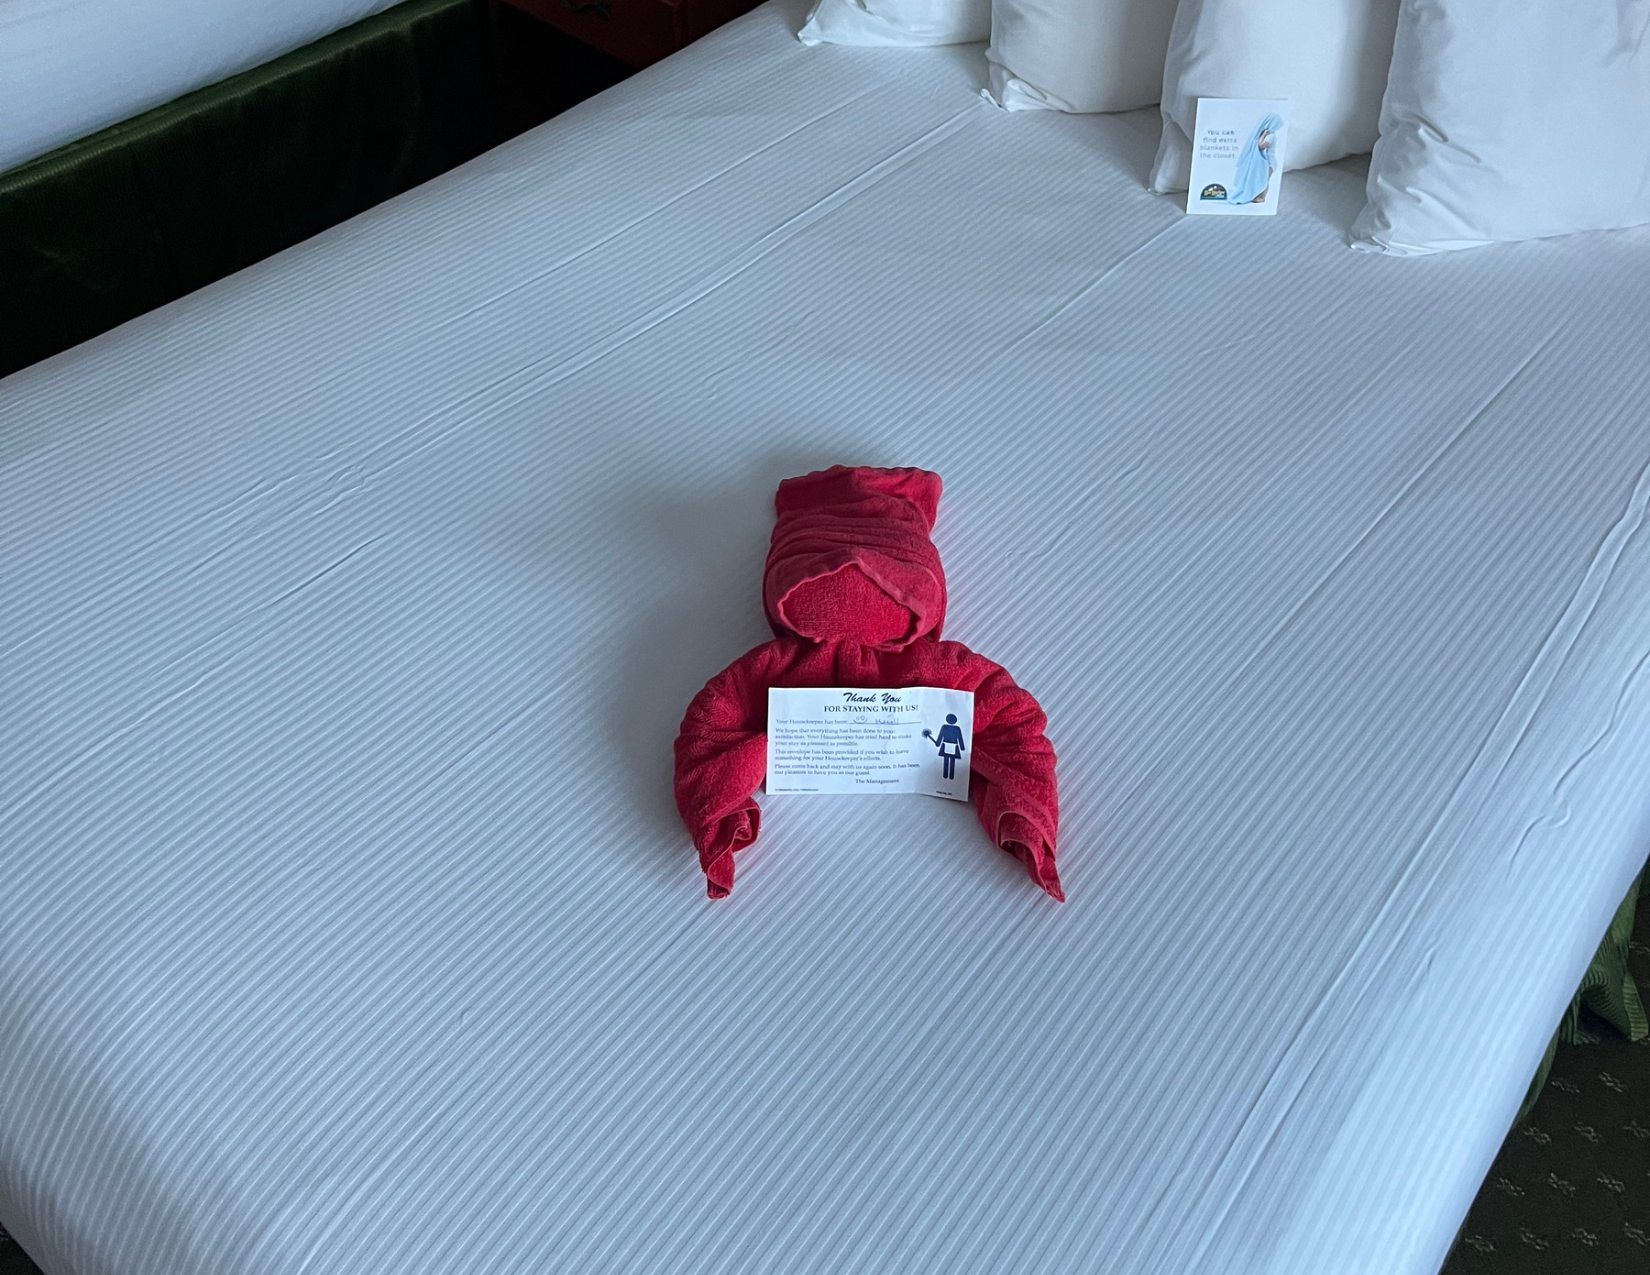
left=764, top=466, right=947, bottom=649
left=674, top=466, right=1061, bottom=900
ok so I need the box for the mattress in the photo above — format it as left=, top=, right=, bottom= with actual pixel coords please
left=3, top=3, right=1649, bottom=1271
left=0, top=0, right=399, bottom=172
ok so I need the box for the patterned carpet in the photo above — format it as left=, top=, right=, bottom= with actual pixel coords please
left=3, top=894, right=1645, bottom=1274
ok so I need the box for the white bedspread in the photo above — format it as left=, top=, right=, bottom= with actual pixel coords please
left=3, top=4, right=1649, bottom=1272
left=0, top=0, right=398, bottom=171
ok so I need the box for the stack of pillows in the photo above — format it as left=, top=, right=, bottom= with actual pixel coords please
left=798, top=0, right=1650, bottom=255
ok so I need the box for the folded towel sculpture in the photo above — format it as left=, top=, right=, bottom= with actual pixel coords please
left=673, top=466, right=1062, bottom=900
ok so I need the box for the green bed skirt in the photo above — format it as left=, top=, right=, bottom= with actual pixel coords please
left=0, top=0, right=501, bottom=378
left=1519, top=871, right=1647, bottom=1120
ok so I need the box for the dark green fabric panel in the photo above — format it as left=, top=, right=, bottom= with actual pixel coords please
left=1568, top=871, right=1648, bottom=1042
left=0, top=0, right=500, bottom=378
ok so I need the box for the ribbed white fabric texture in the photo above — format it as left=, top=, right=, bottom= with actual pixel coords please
left=3, top=5, right=1649, bottom=1272
left=0, top=0, right=399, bottom=172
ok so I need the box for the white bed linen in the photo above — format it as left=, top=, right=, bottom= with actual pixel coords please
left=0, top=0, right=398, bottom=172
left=3, top=4, right=1649, bottom=1272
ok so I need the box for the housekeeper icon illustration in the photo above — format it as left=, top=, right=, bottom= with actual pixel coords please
left=923, top=714, right=968, bottom=780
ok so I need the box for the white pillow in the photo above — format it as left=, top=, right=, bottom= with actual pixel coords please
left=799, top=0, right=989, bottom=46
left=1355, top=1, right=1650, bottom=255
left=1149, top=0, right=1399, bottom=193
left=986, top=0, right=1178, bottom=113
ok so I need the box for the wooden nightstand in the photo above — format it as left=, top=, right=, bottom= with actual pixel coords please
left=492, top=0, right=762, bottom=71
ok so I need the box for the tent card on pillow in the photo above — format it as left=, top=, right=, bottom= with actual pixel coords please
left=1150, top=0, right=1397, bottom=194
left=1186, top=99, right=1289, bottom=216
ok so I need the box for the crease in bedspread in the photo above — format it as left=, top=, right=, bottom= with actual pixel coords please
left=997, top=218, right=1185, bottom=356
left=1473, top=448, right=1650, bottom=806
left=1183, top=444, right=1650, bottom=1269
left=0, top=457, right=370, bottom=665
left=405, top=117, right=983, bottom=471
left=1176, top=1016, right=1349, bottom=1274
left=348, top=104, right=983, bottom=485
left=1107, top=333, right=1560, bottom=826
left=1129, top=396, right=1649, bottom=1271
left=155, top=534, right=388, bottom=677
left=0, top=534, right=386, bottom=829
left=1507, top=647, right=1650, bottom=866
left=1133, top=879, right=1435, bottom=1271
left=434, top=76, right=901, bottom=329
left=1238, top=332, right=1560, bottom=689
left=1502, top=453, right=1650, bottom=863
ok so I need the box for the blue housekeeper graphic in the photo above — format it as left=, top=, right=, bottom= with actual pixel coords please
left=1229, top=112, right=1282, bottom=205
left=923, top=713, right=967, bottom=781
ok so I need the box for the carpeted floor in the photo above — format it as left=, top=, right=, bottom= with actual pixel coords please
left=2, top=890, right=1644, bottom=1274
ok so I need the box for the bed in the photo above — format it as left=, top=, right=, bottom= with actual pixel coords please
left=3, top=3, right=1649, bottom=1272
